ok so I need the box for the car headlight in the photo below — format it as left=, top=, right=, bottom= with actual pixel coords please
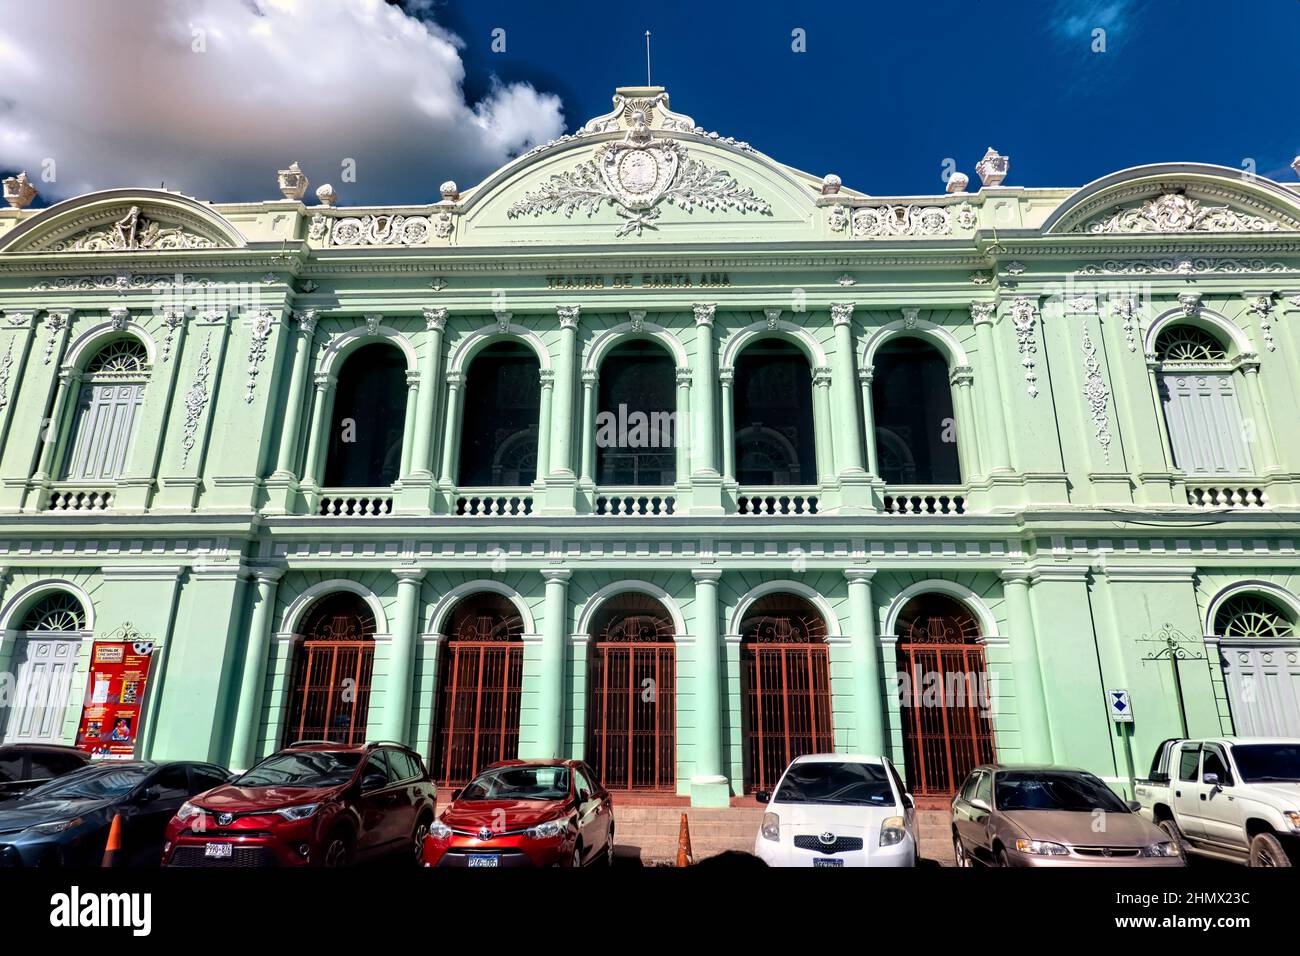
left=1014, top=838, right=1069, bottom=856
left=760, top=812, right=781, bottom=842
left=176, top=802, right=203, bottom=822
left=274, top=803, right=319, bottom=821
left=428, top=820, right=453, bottom=841
left=28, top=816, right=83, bottom=835
left=525, top=819, right=567, bottom=840
left=1140, top=841, right=1181, bottom=858
left=1284, top=811, right=1300, bottom=832
left=879, top=815, right=907, bottom=846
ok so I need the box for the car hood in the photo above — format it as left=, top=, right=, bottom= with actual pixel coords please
left=999, top=810, right=1163, bottom=847
left=769, top=801, right=901, bottom=834
left=1245, top=782, right=1300, bottom=804
left=194, top=784, right=342, bottom=813
left=442, top=799, right=570, bottom=830
left=0, top=796, right=112, bottom=834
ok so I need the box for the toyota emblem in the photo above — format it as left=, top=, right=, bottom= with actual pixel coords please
left=217, top=813, right=233, bottom=826
left=478, top=826, right=492, bottom=841
left=819, top=831, right=836, bottom=846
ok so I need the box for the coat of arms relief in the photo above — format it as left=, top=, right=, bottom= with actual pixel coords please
left=507, top=110, right=772, bottom=237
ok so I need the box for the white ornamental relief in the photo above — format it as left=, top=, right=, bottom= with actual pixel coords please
left=1011, top=297, right=1040, bottom=397
left=160, top=311, right=184, bottom=362
left=1083, top=191, right=1280, bottom=234
left=850, top=204, right=952, bottom=238
left=181, top=334, right=213, bottom=466
left=1248, top=295, right=1278, bottom=351
left=329, top=214, right=435, bottom=247
left=1080, top=327, right=1113, bottom=464
left=0, top=339, right=12, bottom=410
left=43, top=313, right=67, bottom=364
left=50, top=206, right=217, bottom=251
left=507, top=113, right=771, bottom=237
left=245, top=312, right=273, bottom=404
left=1076, top=258, right=1289, bottom=277
left=1112, top=297, right=1139, bottom=352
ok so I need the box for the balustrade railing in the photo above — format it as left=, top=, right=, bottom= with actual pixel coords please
left=454, top=490, right=535, bottom=517
left=317, top=490, right=394, bottom=517
left=736, top=490, right=820, bottom=516
left=46, top=485, right=115, bottom=512
left=1186, top=485, right=1267, bottom=509
left=594, top=490, right=677, bottom=516
left=882, top=488, right=967, bottom=515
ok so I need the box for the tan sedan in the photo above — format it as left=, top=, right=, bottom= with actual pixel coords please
left=951, top=765, right=1185, bottom=867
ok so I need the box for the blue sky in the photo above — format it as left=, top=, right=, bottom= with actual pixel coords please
left=429, top=0, right=1300, bottom=193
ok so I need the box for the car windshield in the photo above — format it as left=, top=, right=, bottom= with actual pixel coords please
left=1231, top=744, right=1300, bottom=782
left=459, top=766, right=570, bottom=801
left=233, top=751, right=363, bottom=788
left=23, top=764, right=150, bottom=801
left=995, top=771, right=1129, bottom=812
left=773, top=761, right=896, bottom=807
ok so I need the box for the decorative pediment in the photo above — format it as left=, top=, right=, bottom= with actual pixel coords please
left=50, top=205, right=220, bottom=251
left=1081, top=191, right=1280, bottom=234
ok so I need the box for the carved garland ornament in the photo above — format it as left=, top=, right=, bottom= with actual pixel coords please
left=0, top=339, right=12, bottom=410
left=1076, top=259, right=1289, bottom=277
left=1011, top=297, right=1040, bottom=397
left=507, top=115, right=771, bottom=237
left=245, top=312, right=273, bottom=403
left=1083, top=191, right=1280, bottom=234
left=43, top=313, right=66, bottom=364
left=327, top=214, right=437, bottom=247
left=181, top=333, right=213, bottom=465
left=1080, top=327, right=1113, bottom=464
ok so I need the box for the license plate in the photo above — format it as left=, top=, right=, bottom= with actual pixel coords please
left=813, top=857, right=843, bottom=867
left=467, top=853, right=499, bottom=868
left=204, top=842, right=232, bottom=859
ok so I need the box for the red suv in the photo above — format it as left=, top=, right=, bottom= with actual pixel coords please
left=163, top=741, right=436, bottom=867
left=423, top=759, right=614, bottom=868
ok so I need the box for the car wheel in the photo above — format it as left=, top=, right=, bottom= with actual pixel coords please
left=1249, top=832, right=1292, bottom=868
left=995, top=847, right=1010, bottom=868
left=411, top=815, right=432, bottom=866
left=604, top=823, right=616, bottom=866
left=1157, top=819, right=1188, bottom=865
left=572, top=845, right=583, bottom=869
left=953, top=834, right=971, bottom=869
left=322, top=832, right=353, bottom=868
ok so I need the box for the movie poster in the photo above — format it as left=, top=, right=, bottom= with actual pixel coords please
left=75, top=640, right=155, bottom=759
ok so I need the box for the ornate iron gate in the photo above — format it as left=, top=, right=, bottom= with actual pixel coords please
left=740, top=601, right=833, bottom=793
left=433, top=604, right=524, bottom=786
left=283, top=594, right=376, bottom=747
left=896, top=595, right=995, bottom=797
left=587, top=609, right=676, bottom=791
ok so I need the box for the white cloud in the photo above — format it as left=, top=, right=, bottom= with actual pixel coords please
left=1050, top=0, right=1137, bottom=40
left=0, top=0, right=566, bottom=204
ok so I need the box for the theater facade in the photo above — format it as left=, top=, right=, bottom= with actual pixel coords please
left=1, top=86, right=1299, bottom=805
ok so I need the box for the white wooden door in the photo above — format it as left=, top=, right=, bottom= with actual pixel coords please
left=3, top=637, right=79, bottom=743
left=1221, top=643, right=1300, bottom=737
left=1159, top=372, right=1253, bottom=475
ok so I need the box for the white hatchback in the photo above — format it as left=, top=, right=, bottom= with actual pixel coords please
left=752, top=754, right=919, bottom=867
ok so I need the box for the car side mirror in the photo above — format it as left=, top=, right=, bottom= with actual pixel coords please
left=450, top=788, right=462, bottom=801
left=754, top=790, right=770, bottom=805
left=970, top=797, right=990, bottom=813
left=578, top=789, right=591, bottom=803
left=903, top=793, right=915, bottom=810
left=136, top=785, right=162, bottom=804
left=1126, top=800, right=1142, bottom=813
left=1202, top=772, right=1221, bottom=789
left=361, top=773, right=387, bottom=793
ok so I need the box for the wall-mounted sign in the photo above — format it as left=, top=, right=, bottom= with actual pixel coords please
left=544, top=272, right=732, bottom=290
left=1108, top=688, right=1134, bottom=724
left=75, top=640, right=156, bottom=759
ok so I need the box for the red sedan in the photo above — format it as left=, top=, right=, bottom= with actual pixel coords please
left=423, top=759, right=614, bottom=868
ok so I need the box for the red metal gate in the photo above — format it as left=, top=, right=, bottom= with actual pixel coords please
left=742, top=642, right=833, bottom=792
left=588, top=638, right=676, bottom=791
left=896, top=596, right=995, bottom=797
left=284, top=640, right=375, bottom=746
left=434, top=640, right=524, bottom=786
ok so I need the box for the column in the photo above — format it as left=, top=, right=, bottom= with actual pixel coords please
left=537, top=569, right=570, bottom=757
left=971, top=302, right=1012, bottom=472
left=690, top=569, right=729, bottom=806
left=1000, top=570, right=1053, bottom=763
left=579, top=368, right=597, bottom=484
left=399, top=370, right=419, bottom=479
left=811, top=366, right=835, bottom=485
left=950, top=366, right=980, bottom=482
left=408, top=308, right=446, bottom=477
left=32, top=368, right=79, bottom=483
left=381, top=568, right=425, bottom=743
left=690, top=304, right=718, bottom=476
left=674, top=368, right=692, bottom=487
left=830, top=304, right=865, bottom=475
left=436, top=371, right=463, bottom=487
left=300, top=373, right=335, bottom=488
left=846, top=569, right=886, bottom=754
left=1241, top=358, right=1281, bottom=473
left=271, top=310, right=317, bottom=478
left=859, top=368, right=879, bottom=477
left=549, top=306, right=579, bottom=478
left=719, top=366, right=736, bottom=483
left=228, top=568, right=283, bottom=771
left=535, top=369, right=554, bottom=479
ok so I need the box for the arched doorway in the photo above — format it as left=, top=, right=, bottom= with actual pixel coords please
left=324, top=343, right=408, bottom=488
left=586, top=593, right=676, bottom=792
left=739, top=593, right=833, bottom=793
left=596, top=341, right=676, bottom=485
left=895, top=593, right=995, bottom=797
left=1152, top=324, right=1253, bottom=476
left=432, top=593, right=525, bottom=786
left=459, top=343, right=541, bottom=486
left=2, top=590, right=87, bottom=744
left=733, top=340, right=816, bottom=485
left=63, top=338, right=150, bottom=481
left=1214, top=591, right=1300, bottom=736
left=283, top=592, right=376, bottom=746
left=871, top=338, right=961, bottom=485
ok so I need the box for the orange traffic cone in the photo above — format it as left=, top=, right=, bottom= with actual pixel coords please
left=675, top=813, right=694, bottom=867
left=101, top=812, right=123, bottom=868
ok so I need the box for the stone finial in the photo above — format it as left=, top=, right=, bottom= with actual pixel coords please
left=315, top=183, right=337, bottom=207
left=3, top=171, right=37, bottom=209
left=440, top=180, right=460, bottom=201
left=976, top=147, right=1009, bottom=187
left=277, top=161, right=309, bottom=200
left=821, top=173, right=842, bottom=196
left=1293, top=156, right=1300, bottom=179
left=946, top=172, right=969, bottom=194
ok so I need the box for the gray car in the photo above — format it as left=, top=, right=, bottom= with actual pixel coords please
left=951, top=765, right=1185, bottom=867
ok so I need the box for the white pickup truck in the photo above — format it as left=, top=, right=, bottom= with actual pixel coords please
left=1134, top=736, right=1300, bottom=867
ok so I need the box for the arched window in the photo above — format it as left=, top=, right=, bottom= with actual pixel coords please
left=2, top=589, right=87, bottom=744
left=596, top=342, right=676, bottom=486
left=739, top=593, right=832, bottom=792
left=894, top=593, right=994, bottom=796
left=733, top=340, right=815, bottom=485
left=284, top=592, right=377, bottom=746
left=1214, top=593, right=1295, bottom=638
left=586, top=592, right=676, bottom=791
left=63, top=338, right=149, bottom=481
left=433, top=593, right=525, bottom=786
left=872, top=338, right=960, bottom=485
left=1153, top=324, right=1252, bottom=475
left=459, top=343, right=540, bottom=486
left=1213, top=591, right=1300, bottom=737
left=323, top=343, right=407, bottom=487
